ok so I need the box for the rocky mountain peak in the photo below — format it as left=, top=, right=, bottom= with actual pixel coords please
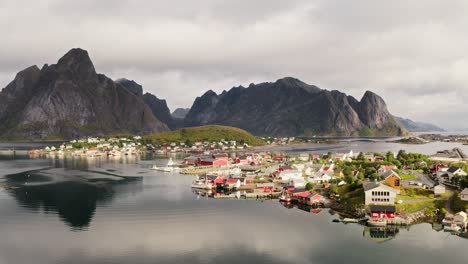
left=56, top=48, right=96, bottom=77
left=116, top=78, right=143, bottom=96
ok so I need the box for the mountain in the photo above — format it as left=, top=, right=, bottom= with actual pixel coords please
left=142, top=93, right=174, bottom=129
left=116, top=78, right=176, bottom=130
left=143, top=125, right=265, bottom=146
left=394, top=117, right=445, bottom=132
left=115, top=79, right=143, bottom=96
left=172, top=108, right=190, bottom=119
left=0, top=48, right=169, bottom=140
left=184, top=77, right=406, bottom=136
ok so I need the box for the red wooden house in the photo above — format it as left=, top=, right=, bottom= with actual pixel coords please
left=272, top=156, right=284, bottom=162
left=198, top=157, right=228, bottom=166
left=370, top=205, right=396, bottom=219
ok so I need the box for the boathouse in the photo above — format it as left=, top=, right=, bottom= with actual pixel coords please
left=369, top=205, right=396, bottom=219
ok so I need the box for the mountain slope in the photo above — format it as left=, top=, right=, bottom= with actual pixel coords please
left=116, top=78, right=176, bottom=130
left=0, top=48, right=169, bottom=140
left=172, top=108, right=190, bottom=119
left=394, top=117, right=445, bottom=132
left=184, top=77, right=405, bottom=136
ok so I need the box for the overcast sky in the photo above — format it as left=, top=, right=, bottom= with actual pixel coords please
left=1, top=0, right=467, bottom=129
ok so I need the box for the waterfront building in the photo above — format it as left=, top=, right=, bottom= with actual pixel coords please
left=363, top=182, right=398, bottom=205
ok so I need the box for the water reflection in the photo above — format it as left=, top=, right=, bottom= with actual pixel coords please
left=363, top=226, right=400, bottom=243
left=3, top=165, right=143, bottom=231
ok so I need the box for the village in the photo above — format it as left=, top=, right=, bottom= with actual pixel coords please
left=185, top=150, right=468, bottom=236
left=25, top=136, right=468, bottom=237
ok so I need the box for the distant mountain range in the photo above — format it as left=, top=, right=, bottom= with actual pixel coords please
left=0, top=48, right=443, bottom=139
left=394, top=117, right=444, bottom=132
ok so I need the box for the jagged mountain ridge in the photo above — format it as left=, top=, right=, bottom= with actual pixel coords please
left=116, top=78, right=176, bottom=130
left=0, top=49, right=169, bottom=139
left=184, top=77, right=406, bottom=136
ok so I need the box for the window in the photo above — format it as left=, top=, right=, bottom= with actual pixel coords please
left=395, top=179, right=400, bottom=187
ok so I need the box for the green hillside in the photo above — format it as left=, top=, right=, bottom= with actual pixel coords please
left=143, top=125, right=265, bottom=146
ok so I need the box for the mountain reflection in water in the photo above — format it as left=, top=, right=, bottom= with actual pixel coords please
left=3, top=166, right=143, bottom=230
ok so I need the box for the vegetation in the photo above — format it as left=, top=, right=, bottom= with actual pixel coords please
left=143, top=125, right=266, bottom=146
left=305, top=182, right=315, bottom=191
left=400, top=173, right=417, bottom=180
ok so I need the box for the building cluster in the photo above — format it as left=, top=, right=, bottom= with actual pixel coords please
left=151, top=139, right=251, bottom=154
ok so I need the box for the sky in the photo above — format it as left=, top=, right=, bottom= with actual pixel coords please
left=1, top=0, right=467, bottom=130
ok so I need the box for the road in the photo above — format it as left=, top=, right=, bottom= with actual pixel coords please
left=401, top=170, right=436, bottom=188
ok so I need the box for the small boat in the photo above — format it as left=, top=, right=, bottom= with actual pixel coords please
left=367, top=219, right=387, bottom=227
left=444, top=223, right=461, bottom=232
left=279, top=195, right=292, bottom=203
left=342, top=218, right=359, bottom=223
left=151, top=165, right=173, bottom=172
left=151, top=158, right=176, bottom=172
left=191, top=181, right=213, bottom=190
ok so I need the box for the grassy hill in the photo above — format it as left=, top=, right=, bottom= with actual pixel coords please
left=143, top=125, right=266, bottom=146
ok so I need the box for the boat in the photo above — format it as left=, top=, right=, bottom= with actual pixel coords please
left=151, top=158, right=176, bottom=172
left=444, top=223, right=461, bottom=232
left=151, top=165, right=173, bottom=172
left=191, top=176, right=213, bottom=190
left=342, top=218, right=359, bottom=223
left=279, top=194, right=292, bottom=203
left=367, top=219, right=387, bottom=227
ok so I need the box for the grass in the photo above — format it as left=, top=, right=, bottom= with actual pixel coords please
left=453, top=196, right=468, bottom=212
left=398, top=188, right=434, bottom=199
left=143, top=125, right=266, bottom=146
left=396, top=200, right=434, bottom=213
left=400, top=173, right=417, bottom=180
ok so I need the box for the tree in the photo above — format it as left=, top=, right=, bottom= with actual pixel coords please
left=386, top=151, right=395, bottom=162
left=305, top=182, right=315, bottom=190
left=357, top=152, right=365, bottom=161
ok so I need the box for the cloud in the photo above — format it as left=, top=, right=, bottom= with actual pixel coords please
left=1, top=0, right=467, bottom=129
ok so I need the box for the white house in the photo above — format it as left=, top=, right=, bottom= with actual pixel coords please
left=298, top=153, right=310, bottom=161
left=433, top=184, right=446, bottom=195
left=278, top=170, right=303, bottom=182
left=461, top=188, right=468, bottom=202
left=363, top=182, right=398, bottom=205
left=289, top=178, right=307, bottom=188
left=453, top=211, right=467, bottom=228
left=308, top=173, right=334, bottom=184
left=447, top=166, right=467, bottom=177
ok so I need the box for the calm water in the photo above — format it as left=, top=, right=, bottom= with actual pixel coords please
left=0, top=143, right=467, bottom=264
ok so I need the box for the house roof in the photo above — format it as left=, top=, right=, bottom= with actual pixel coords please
left=370, top=205, right=396, bottom=213
left=226, top=178, right=239, bottom=184
left=363, top=181, right=397, bottom=193
left=293, top=191, right=311, bottom=198
left=447, top=166, right=460, bottom=173
left=382, top=170, right=400, bottom=179
left=461, top=188, right=468, bottom=195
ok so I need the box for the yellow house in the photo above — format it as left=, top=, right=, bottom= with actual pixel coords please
left=382, top=170, right=401, bottom=193
left=334, top=169, right=344, bottom=178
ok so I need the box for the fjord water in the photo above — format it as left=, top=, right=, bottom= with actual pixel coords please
left=0, top=143, right=467, bottom=264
